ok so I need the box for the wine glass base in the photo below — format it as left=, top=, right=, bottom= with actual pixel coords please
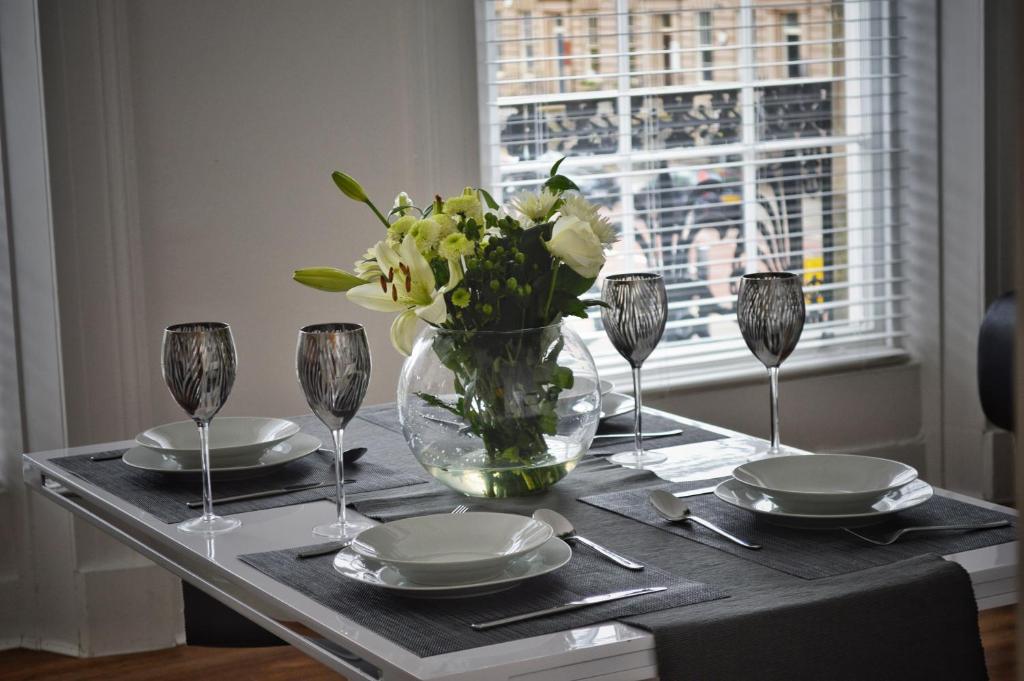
left=178, top=514, right=241, bottom=534
left=312, top=517, right=372, bottom=540
left=610, top=450, right=667, bottom=468
left=744, top=442, right=804, bottom=461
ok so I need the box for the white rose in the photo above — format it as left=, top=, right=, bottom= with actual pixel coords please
left=545, top=215, right=605, bottom=278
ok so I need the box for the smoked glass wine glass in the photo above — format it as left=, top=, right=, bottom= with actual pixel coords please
left=162, top=322, right=240, bottom=534
left=601, top=273, right=669, bottom=468
left=736, top=272, right=806, bottom=455
left=296, top=323, right=372, bottom=539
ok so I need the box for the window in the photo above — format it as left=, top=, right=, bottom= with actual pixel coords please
left=478, top=1, right=903, bottom=389
left=698, top=10, right=714, bottom=80
left=784, top=12, right=803, bottom=78
left=588, top=16, right=600, bottom=73
left=521, top=11, right=533, bottom=64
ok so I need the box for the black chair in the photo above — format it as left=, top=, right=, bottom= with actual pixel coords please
left=977, top=291, right=1015, bottom=432
left=182, top=583, right=284, bottom=647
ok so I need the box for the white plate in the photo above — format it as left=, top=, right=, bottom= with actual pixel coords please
left=122, top=433, right=321, bottom=478
left=351, top=512, right=553, bottom=586
left=732, top=454, right=918, bottom=508
left=714, top=477, right=934, bottom=528
left=334, top=536, right=572, bottom=598
left=136, top=417, right=300, bottom=460
left=600, top=392, right=635, bottom=421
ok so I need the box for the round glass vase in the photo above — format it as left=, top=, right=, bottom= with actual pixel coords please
left=397, top=322, right=601, bottom=498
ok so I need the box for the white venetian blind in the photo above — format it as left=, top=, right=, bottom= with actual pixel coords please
left=476, top=0, right=905, bottom=389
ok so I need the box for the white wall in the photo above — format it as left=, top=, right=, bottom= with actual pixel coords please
left=47, top=0, right=480, bottom=445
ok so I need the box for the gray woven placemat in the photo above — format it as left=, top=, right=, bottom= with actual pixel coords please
left=238, top=542, right=725, bottom=658
left=580, top=478, right=1017, bottom=579
left=356, top=404, right=726, bottom=456
left=52, top=416, right=429, bottom=523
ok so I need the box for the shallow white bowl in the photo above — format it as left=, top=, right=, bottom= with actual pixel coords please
left=599, top=392, right=635, bottom=421
left=334, top=536, right=572, bottom=598
left=136, top=417, right=300, bottom=461
left=350, top=512, right=553, bottom=586
left=574, top=376, right=614, bottom=397
left=732, top=454, right=918, bottom=507
left=714, top=477, right=933, bottom=528
left=122, top=433, right=321, bottom=479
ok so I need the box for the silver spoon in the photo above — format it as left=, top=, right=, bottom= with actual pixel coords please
left=317, top=446, right=367, bottom=465
left=649, top=489, right=761, bottom=550
left=532, top=508, right=644, bottom=570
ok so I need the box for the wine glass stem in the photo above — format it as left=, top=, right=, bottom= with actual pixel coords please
left=632, top=365, right=644, bottom=464
left=768, top=366, right=780, bottom=452
left=197, top=420, right=215, bottom=522
left=332, top=428, right=346, bottom=527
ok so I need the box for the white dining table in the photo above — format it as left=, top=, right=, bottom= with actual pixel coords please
left=22, top=408, right=1018, bottom=681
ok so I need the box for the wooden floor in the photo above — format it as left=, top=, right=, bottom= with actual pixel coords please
left=1, top=606, right=1016, bottom=680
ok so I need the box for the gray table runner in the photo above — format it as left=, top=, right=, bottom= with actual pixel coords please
left=239, top=543, right=726, bottom=658
left=589, top=410, right=726, bottom=455
left=51, top=416, right=429, bottom=524
left=579, top=478, right=1017, bottom=579
left=344, top=409, right=989, bottom=679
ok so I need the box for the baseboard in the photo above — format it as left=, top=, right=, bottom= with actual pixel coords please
left=0, top=637, right=22, bottom=651
left=25, top=639, right=84, bottom=657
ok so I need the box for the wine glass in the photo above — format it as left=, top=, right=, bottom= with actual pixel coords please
left=296, top=323, right=372, bottom=539
left=162, top=322, right=240, bottom=534
left=601, top=273, right=668, bottom=468
left=736, top=272, right=806, bottom=455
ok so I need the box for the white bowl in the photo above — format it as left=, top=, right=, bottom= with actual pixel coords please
left=732, top=454, right=918, bottom=508
left=136, top=417, right=301, bottom=461
left=350, top=512, right=553, bottom=586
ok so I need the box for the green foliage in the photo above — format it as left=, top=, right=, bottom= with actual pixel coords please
left=543, top=174, right=580, bottom=194
left=421, top=324, right=569, bottom=460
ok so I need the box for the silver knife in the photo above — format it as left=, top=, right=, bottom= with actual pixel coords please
left=185, top=480, right=354, bottom=509
left=296, top=538, right=355, bottom=559
left=672, top=485, right=718, bottom=498
left=592, top=429, right=683, bottom=441
left=470, top=586, right=667, bottom=630
left=90, top=451, right=126, bottom=461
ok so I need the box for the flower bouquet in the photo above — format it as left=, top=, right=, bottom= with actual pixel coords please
left=295, top=159, right=616, bottom=496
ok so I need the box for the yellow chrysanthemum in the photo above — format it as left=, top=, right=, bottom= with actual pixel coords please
left=432, top=213, right=457, bottom=239
left=443, top=187, right=483, bottom=224
left=409, top=218, right=441, bottom=254
left=438, top=232, right=474, bottom=260
left=387, top=215, right=417, bottom=244
left=451, top=288, right=471, bottom=308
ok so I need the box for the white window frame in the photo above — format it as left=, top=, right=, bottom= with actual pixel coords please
left=475, top=0, right=907, bottom=390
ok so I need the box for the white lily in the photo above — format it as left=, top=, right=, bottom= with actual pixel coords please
left=346, top=234, right=448, bottom=354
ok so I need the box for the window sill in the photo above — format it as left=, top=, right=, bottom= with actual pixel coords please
left=606, top=347, right=913, bottom=396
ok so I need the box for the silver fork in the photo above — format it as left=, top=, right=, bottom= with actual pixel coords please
left=451, top=504, right=470, bottom=514
left=844, top=520, right=1010, bottom=546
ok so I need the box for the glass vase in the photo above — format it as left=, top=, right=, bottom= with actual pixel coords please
left=397, top=322, right=600, bottom=498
